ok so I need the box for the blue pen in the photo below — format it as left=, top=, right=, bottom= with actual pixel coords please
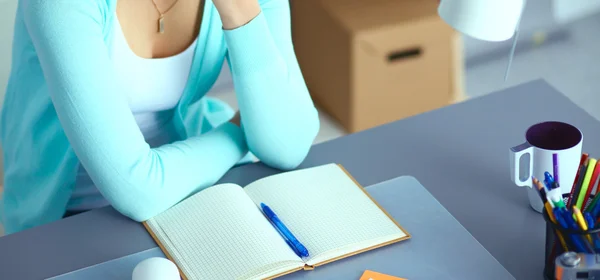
left=561, top=209, right=593, bottom=253
left=591, top=200, right=600, bottom=218
left=544, top=172, right=557, bottom=190
left=553, top=208, right=581, bottom=251
left=554, top=208, right=567, bottom=228
left=584, top=212, right=600, bottom=251
left=552, top=208, right=582, bottom=250
left=554, top=208, right=587, bottom=253
left=585, top=212, right=595, bottom=228
left=261, top=203, right=309, bottom=258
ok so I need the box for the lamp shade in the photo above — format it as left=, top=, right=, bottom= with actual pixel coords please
left=438, top=0, right=525, bottom=42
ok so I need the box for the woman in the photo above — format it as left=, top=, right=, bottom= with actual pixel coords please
left=0, top=0, right=319, bottom=234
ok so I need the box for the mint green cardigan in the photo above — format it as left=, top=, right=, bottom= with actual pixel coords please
left=0, top=0, right=319, bottom=234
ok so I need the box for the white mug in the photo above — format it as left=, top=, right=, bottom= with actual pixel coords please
left=509, top=121, right=583, bottom=213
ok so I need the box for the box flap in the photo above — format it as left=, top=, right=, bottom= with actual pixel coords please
left=323, top=0, right=440, bottom=32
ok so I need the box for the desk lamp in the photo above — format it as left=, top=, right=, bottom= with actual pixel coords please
left=437, top=0, right=526, bottom=80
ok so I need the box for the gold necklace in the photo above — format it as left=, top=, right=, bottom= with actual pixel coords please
left=151, top=0, right=180, bottom=34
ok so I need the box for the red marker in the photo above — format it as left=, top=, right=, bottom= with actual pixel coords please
left=583, top=161, right=600, bottom=210
left=568, top=154, right=589, bottom=208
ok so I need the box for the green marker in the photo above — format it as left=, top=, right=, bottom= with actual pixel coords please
left=586, top=195, right=600, bottom=212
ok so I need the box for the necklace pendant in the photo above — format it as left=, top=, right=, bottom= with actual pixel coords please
left=158, top=15, right=165, bottom=34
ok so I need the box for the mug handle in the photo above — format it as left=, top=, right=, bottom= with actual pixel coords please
left=509, top=142, right=534, bottom=187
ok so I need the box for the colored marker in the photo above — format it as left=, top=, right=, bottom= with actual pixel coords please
left=547, top=188, right=566, bottom=210
left=584, top=212, right=600, bottom=251
left=555, top=208, right=588, bottom=252
left=553, top=153, right=559, bottom=184
left=569, top=155, right=589, bottom=208
left=562, top=209, right=593, bottom=253
left=583, top=161, right=600, bottom=210
left=573, top=206, right=590, bottom=231
left=544, top=172, right=555, bottom=190
left=534, top=177, right=558, bottom=223
left=571, top=162, right=589, bottom=208
left=574, top=206, right=595, bottom=252
left=577, top=158, right=598, bottom=210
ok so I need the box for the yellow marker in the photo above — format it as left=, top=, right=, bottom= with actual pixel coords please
left=573, top=206, right=588, bottom=230
left=554, top=229, right=569, bottom=252
left=573, top=206, right=592, bottom=244
left=545, top=202, right=556, bottom=223
left=577, top=158, right=597, bottom=209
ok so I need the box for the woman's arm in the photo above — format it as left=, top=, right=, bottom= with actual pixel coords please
left=23, top=0, right=248, bottom=222
left=223, top=0, right=320, bottom=170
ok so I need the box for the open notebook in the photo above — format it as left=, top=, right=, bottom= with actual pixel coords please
left=143, top=164, right=410, bottom=280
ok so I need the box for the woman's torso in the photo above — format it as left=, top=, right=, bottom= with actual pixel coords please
left=67, top=14, right=198, bottom=210
left=0, top=0, right=235, bottom=233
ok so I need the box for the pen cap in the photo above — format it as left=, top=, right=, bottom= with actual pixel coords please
left=543, top=193, right=599, bottom=279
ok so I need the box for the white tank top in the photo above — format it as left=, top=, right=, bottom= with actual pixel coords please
left=67, top=16, right=198, bottom=211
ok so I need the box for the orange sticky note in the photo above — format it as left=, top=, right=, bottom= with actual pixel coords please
left=359, top=270, right=407, bottom=280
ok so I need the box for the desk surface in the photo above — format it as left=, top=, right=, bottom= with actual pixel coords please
left=2, top=79, right=600, bottom=280
left=48, top=176, right=514, bottom=280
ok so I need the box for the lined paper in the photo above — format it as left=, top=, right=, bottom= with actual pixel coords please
left=244, top=164, right=407, bottom=265
left=146, top=184, right=302, bottom=279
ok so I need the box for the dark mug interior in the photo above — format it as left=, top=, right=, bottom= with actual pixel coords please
left=525, top=121, right=582, bottom=150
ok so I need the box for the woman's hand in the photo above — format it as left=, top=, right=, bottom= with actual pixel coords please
left=212, top=0, right=261, bottom=30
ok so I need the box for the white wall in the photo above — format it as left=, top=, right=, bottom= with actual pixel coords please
left=0, top=0, right=17, bottom=107
left=0, top=0, right=16, bottom=188
left=0, top=0, right=14, bottom=236
left=553, top=0, right=600, bottom=24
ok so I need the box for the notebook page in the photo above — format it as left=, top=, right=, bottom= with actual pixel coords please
left=146, top=184, right=303, bottom=280
left=244, top=164, right=407, bottom=266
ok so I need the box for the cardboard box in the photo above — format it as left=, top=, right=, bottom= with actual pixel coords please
left=292, top=0, right=463, bottom=132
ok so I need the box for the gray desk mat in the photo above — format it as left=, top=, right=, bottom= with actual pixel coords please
left=49, top=176, right=514, bottom=280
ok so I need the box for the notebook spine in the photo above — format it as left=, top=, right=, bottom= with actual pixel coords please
left=303, top=264, right=315, bottom=271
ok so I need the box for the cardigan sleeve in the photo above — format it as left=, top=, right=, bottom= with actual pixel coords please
left=224, top=0, right=320, bottom=170
left=22, top=0, right=248, bottom=222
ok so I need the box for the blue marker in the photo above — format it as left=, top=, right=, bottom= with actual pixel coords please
left=553, top=208, right=576, bottom=248
left=555, top=208, right=589, bottom=253
left=591, top=200, right=600, bottom=219
left=561, top=209, right=593, bottom=253
left=554, top=208, right=567, bottom=227
left=585, top=212, right=600, bottom=251
left=585, top=212, right=595, bottom=229
left=261, top=203, right=309, bottom=258
left=544, top=172, right=557, bottom=190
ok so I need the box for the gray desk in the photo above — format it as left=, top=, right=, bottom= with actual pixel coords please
left=2, top=79, right=599, bottom=279
left=48, top=177, right=514, bottom=280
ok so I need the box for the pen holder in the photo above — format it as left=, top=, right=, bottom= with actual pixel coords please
left=543, top=194, right=600, bottom=280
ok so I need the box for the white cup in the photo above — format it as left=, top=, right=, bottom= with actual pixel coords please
left=509, top=121, right=583, bottom=213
